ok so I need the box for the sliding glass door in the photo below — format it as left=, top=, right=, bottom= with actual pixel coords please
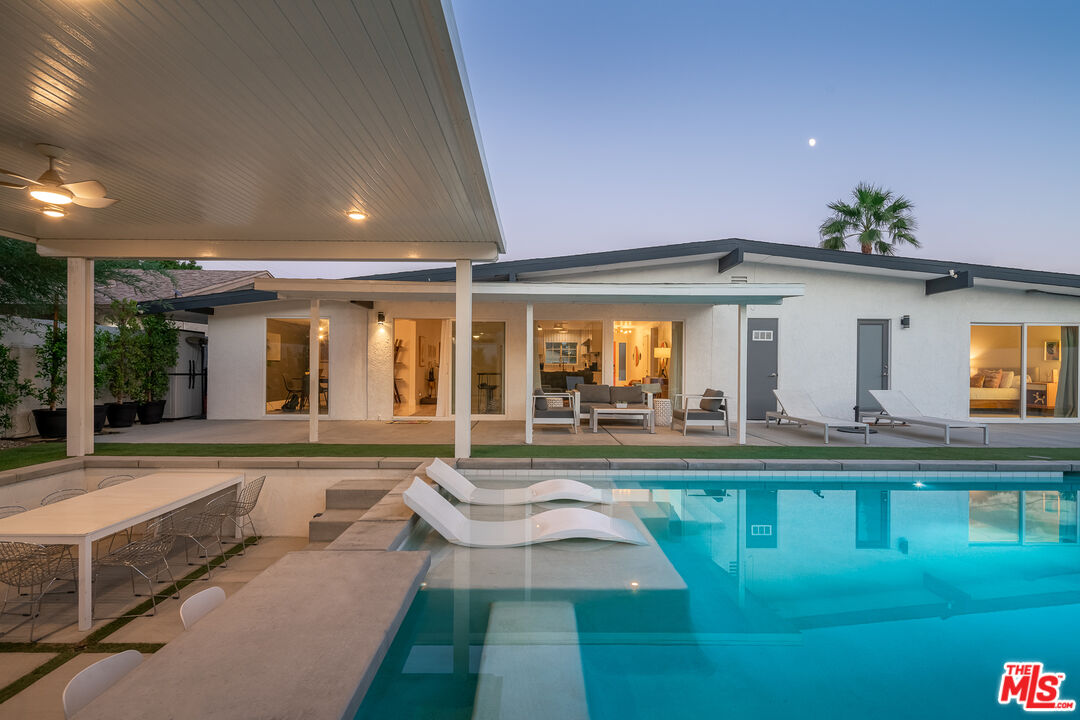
left=969, top=323, right=1078, bottom=419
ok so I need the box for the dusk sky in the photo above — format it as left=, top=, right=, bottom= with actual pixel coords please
left=206, top=0, right=1080, bottom=278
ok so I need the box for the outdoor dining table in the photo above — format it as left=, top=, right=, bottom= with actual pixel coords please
left=0, top=471, right=244, bottom=630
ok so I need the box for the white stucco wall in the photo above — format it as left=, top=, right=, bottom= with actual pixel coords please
left=207, top=299, right=368, bottom=420
left=206, top=256, right=1078, bottom=424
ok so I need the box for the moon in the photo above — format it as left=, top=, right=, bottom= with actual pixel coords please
left=808, top=138, right=817, bottom=147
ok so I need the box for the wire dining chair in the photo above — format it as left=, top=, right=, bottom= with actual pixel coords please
left=40, top=488, right=87, bottom=506
left=93, top=516, right=179, bottom=618
left=160, top=509, right=229, bottom=580
left=97, top=474, right=135, bottom=489
left=205, top=475, right=266, bottom=554
left=0, top=506, right=27, bottom=520
left=0, top=541, right=71, bottom=642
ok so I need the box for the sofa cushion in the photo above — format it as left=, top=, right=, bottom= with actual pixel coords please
left=610, top=386, right=644, bottom=405
left=577, top=384, right=611, bottom=404
left=535, top=408, right=575, bottom=419
left=699, top=388, right=725, bottom=412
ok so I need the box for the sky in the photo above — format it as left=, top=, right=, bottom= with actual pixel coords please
left=205, top=0, right=1080, bottom=279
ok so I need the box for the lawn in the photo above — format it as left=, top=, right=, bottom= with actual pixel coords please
left=2, top=441, right=1080, bottom=472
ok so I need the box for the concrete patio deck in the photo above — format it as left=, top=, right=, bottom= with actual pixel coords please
left=92, top=417, right=1080, bottom=448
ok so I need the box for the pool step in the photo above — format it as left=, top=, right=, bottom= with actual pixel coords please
left=308, top=478, right=394, bottom=542
left=473, top=601, right=588, bottom=720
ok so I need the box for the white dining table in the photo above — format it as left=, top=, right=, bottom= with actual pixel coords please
left=0, top=471, right=244, bottom=630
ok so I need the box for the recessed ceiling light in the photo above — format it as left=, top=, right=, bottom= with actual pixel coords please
left=30, top=186, right=73, bottom=204
left=40, top=205, right=66, bottom=218
left=346, top=210, right=366, bottom=221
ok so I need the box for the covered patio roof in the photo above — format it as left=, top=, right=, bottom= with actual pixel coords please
left=0, top=0, right=502, bottom=261
left=257, top=278, right=806, bottom=305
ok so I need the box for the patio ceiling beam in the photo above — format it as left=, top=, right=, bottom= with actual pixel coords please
left=31, top=239, right=500, bottom=262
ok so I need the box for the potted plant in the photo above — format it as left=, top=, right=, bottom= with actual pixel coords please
left=31, top=323, right=67, bottom=438
left=103, top=300, right=142, bottom=428
left=0, top=344, right=32, bottom=439
left=135, top=313, right=178, bottom=424
left=93, top=328, right=111, bottom=432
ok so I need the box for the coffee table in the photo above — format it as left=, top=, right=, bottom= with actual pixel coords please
left=590, top=406, right=655, bottom=433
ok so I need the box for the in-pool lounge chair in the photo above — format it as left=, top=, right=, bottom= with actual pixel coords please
left=866, top=390, right=990, bottom=445
left=766, top=389, right=870, bottom=444
left=426, top=458, right=612, bottom=505
left=402, top=478, right=647, bottom=548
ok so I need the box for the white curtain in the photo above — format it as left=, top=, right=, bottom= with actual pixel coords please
left=435, top=320, right=453, bottom=417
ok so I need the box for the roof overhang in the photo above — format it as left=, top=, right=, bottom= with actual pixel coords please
left=0, top=0, right=503, bottom=262
left=256, top=278, right=805, bottom=305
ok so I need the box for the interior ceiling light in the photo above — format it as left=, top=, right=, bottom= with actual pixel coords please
left=346, top=210, right=366, bottom=220
left=40, top=204, right=65, bottom=218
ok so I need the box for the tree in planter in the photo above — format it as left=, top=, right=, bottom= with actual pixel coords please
left=134, top=313, right=179, bottom=424
left=102, top=300, right=142, bottom=427
left=30, top=324, right=68, bottom=438
left=0, top=344, right=32, bottom=438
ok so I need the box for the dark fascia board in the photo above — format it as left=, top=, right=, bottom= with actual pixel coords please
left=138, top=288, right=278, bottom=315
left=925, top=271, right=974, bottom=295
left=350, top=237, right=1080, bottom=291
left=717, top=248, right=744, bottom=274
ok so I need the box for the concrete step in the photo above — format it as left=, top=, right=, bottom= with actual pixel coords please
left=324, top=479, right=393, bottom=510
left=309, top=509, right=368, bottom=543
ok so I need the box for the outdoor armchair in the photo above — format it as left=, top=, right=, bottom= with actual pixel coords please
left=672, top=389, right=730, bottom=436
left=531, top=389, right=580, bottom=433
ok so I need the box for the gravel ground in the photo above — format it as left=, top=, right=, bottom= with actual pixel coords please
left=0, top=439, right=29, bottom=450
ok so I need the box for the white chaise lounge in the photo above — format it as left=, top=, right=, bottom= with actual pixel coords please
left=866, top=390, right=990, bottom=445
left=766, top=389, right=870, bottom=444
left=402, top=478, right=647, bottom=547
left=426, top=457, right=612, bottom=505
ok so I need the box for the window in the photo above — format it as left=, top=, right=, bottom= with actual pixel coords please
left=534, top=321, right=603, bottom=391
left=969, top=325, right=1022, bottom=417
left=611, top=320, right=682, bottom=400
left=544, top=342, right=578, bottom=365
left=969, top=491, right=1020, bottom=543
left=265, top=318, right=328, bottom=415
left=969, top=324, right=1078, bottom=419
left=1026, top=326, right=1078, bottom=418
left=1024, top=491, right=1078, bottom=544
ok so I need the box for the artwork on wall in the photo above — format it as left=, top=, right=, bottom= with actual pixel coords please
left=267, top=333, right=281, bottom=362
left=1045, top=340, right=1060, bottom=362
left=633, top=346, right=641, bottom=367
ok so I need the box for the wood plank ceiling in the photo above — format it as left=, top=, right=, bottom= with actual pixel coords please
left=0, top=0, right=503, bottom=260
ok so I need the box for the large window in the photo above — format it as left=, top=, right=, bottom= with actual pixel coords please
left=265, top=318, right=328, bottom=415
left=970, top=490, right=1078, bottom=544
left=534, top=321, right=603, bottom=391
left=612, top=320, right=682, bottom=400
left=471, top=322, right=505, bottom=414
left=970, top=324, right=1078, bottom=419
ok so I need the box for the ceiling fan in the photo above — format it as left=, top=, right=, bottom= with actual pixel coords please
left=0, top=144, right=117, bottom=215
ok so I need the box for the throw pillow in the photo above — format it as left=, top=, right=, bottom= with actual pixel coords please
left=699, top=388, right=725, bottom=412
left=970, top=374, right=984, bottom=389
left=983, top=370, right=1003, bottom=389
left=999, top=371, right=1015, bottom=390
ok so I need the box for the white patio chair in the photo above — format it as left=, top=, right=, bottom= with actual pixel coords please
left=766, top=389, right=870, bottom=444
left=180, top=586, right=226, bottom=630
left=866, top=390, right=989, bottom=445
left=426, top=458, right=611, bottom=505
left=62, top=650, right=144, bottom=718
left=403, top=478, right=647, bottom=548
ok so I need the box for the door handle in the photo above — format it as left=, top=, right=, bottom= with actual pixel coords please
left=768, top=372, right=778, bottom=378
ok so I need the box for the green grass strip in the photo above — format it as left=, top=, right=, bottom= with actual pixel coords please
left=0, top=443, right=67, bottom=471
left=0, top=649, right=79, bottom=705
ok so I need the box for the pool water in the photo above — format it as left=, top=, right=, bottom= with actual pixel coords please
left=356, top=478, right=1080, bottom=719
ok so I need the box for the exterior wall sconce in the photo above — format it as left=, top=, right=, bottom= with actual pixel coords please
left=900, top=315, right=910, bottom=329
left=377, top=311, right=385, bottom=325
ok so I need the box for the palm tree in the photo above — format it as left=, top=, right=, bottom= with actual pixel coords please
left=818, top=183, right=919, bottom=255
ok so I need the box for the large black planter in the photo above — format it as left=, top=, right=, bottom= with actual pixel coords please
left=106, top=402, right=139, bottom=428
left=32, top=408, right=67, bottom=439
left=93, top=404, right=107, bottom=433
left=137, top=400, right=167, bottom=425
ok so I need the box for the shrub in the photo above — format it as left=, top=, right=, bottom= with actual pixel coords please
left=0, top=345, right=32, bottom=436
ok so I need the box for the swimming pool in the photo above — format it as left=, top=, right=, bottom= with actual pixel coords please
left=356, top=473, right=1080, bottom=719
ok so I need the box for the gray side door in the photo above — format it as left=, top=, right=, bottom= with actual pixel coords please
left=747, top=318, right=779, bottom=420
left=856, top=320, right=890, bottom=414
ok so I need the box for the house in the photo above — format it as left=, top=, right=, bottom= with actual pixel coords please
left=168, top=238, right=1077, bottom=441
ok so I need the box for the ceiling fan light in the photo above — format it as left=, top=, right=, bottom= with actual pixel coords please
left=41, top=205, right=66, bottom=218
left=30, top=186, right=73, bottom=204
left=346, top=209, right=366, bottom=221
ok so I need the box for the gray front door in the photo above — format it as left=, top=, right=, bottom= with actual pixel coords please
left=856, top=320, right=890, bottom=414
left=747, top=318, right=779, bottom=420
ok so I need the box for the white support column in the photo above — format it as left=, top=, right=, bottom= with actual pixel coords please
left=66, top=258, right=94, bottom=457
left=309, top=299, right=320, bottom=443
left=454, top=260, right=472, bottom=458
left=737, top=303, right=748, bottom=445
left=524, top=302, right=534, bottom=445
